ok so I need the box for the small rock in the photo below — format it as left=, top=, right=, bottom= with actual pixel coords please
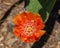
left=58, top=9, right=60, bottom=15
left=58, top=42, right=60, bottom=44
left=7, top=23, right=14, bottom=32
left=0, top=36, right=4, bottom=41
left=0, top=43, right=4, bottom=46
left=3, top=2, right=12, bottom=5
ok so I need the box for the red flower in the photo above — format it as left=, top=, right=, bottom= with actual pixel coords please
left=13, top=12, right=45, bottom=43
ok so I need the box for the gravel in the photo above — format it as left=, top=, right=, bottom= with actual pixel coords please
left=0, top=0, right=60, bottom=48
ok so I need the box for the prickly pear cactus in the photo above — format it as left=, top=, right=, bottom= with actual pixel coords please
left=26, top=0, right=56, bottom=22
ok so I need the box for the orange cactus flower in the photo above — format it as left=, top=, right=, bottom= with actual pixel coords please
left=13, top=12, right=46, bottom=43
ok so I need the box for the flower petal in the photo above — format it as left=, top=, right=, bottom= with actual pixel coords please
left=13, top=27, right=21, bottom=37
left=20, top=34, right=28, bottom=41
left=34, top=30, right=46, bottom=38
left=25, top=39, right=30, bottom=43
left=13, top=31, right=19, bottom=37
left=30, top=35, right=36, bottom=42
left=13, top=14, right=24, bottom=25
left=35, top=14, right=45, bottom=29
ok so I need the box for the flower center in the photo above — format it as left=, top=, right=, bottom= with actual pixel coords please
left=26, top=26, right=33, bottom=32
left=24, top=26, right=34, bottom=36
